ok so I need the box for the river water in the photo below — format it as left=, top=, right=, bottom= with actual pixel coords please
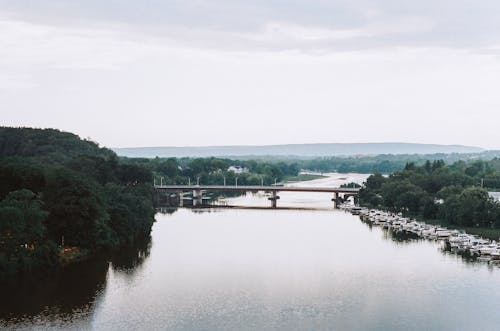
left=2, top=174, right=500, bottom=331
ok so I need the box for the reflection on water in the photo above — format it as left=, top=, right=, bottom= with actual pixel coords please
left=0, top=238, right=151, bottom=330
left=2, top=174, right=500, bottom=330
left=1, top=258, right=108, bottom=324
left=357, top=216, right=483, bottom=266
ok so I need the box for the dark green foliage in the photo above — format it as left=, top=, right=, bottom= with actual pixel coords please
left=103, top=183, right=155, bottom=245
left=0, top=127, right=156, bottom=278
left=43, top=169, right=109, bottom=249
left=439, top=188, right=500, bottom=227
left=0, top=127, right=115, bottom=164
left=66, top=155, right=118, bottom=184
left=0, top=190, right=58, bottom=276
left=360, top=160, right=500, bottom=228
left=117, top=163, right=152, bottom=185
left=0, top=159, right=46, bottom=200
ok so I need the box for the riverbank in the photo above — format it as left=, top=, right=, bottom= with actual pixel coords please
left=342, top=205, right=500, bottom=266
left=283, top=173, right=327, bottom=182
left=415, top=216, right=500, bottom=241
left=357, top=204, right=500, bottom=241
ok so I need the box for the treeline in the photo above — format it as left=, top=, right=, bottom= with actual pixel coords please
left=360, top=160, right=500, bottom=228
left=0, top=127, right=116, bottom=163
left=297, top=154, right=481, bottom=174
left=244, top=152, right=500, bottom=175
left=124, top=157, right=300, bottom=186
left=0, top=127, right=155, bottom=278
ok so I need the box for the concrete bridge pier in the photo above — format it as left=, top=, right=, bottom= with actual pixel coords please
left=193, top=189, right=203, bottom=206
left=332, top=192, right=340, bottom=208
left=268, top=191, right=280, bottom=208
left=179, top=192, right=184, bottom=207
left=343, top=194, right=358, bottom=206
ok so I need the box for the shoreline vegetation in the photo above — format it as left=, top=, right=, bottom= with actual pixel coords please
left=413, top=216, right=500, bottom=241
left=359, top=160, right=500, bottom=240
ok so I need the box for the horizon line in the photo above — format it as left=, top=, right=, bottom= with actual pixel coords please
left=112, top=141, right=486, bottom=150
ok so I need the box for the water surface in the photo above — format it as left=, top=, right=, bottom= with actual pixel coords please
left=2, top=174, right=500, bottom=330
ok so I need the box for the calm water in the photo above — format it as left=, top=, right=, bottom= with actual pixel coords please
left=2, top=174, right=500, bottom=330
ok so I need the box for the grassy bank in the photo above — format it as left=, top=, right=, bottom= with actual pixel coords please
left=284, top=173, right=327, bottom=182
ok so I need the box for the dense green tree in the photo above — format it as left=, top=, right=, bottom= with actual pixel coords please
left=0, top=127, right=115, bottom=164
left=0, top=190, right=58, bottom=276
left=450, top=188, right=500, bottom=227
left=103, top=183, right=155, bottom=245
left=0, top=160, right=46, bottom=199
left=365, top=173, right=386, bottom=190
left=43, top=170, right=109, bottom=249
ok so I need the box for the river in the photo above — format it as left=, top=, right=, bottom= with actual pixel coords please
left=2, top=174, right=500, bottom=330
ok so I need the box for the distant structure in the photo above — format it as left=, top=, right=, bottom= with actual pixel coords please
left=155, top=184, right=360, bottom=208
left=228, top=166, right=248, bottom=174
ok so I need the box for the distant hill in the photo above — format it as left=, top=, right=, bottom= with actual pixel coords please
left=113, top=143, right=484, bottom=158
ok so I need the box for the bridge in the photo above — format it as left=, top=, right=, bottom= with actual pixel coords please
left=154, top=185, right=360, bottom=208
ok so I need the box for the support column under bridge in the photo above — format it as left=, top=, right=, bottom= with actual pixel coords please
left=193, top=189, right=203, bottom=206
left=332, top=192, right=340, bottom=209
left=268, top=191, right=280, bottom=208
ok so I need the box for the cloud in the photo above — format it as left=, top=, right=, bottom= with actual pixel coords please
left=1, top=0, right=500, bottom=53
left=0, top=19, right=166, bottom=70
left=0, top=73, right=37, bottom=90
left=1, top=1, right=500, bottom=149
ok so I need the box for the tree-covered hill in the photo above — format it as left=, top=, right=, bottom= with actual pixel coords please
left=0, top=127, right=154, bottom=278
left=0, top=127, right=115, bottom=164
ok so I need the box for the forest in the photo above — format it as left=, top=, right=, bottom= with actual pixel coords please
left=359, top=160, right=500, bottom=228
left=0, top=127, right=155, bottom=278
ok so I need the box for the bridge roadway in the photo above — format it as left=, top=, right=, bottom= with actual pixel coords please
left=154, top=185, right=360, bottom=194
left=154, top=185, right=360, bottom=208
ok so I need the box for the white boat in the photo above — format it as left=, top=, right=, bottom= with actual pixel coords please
left=447, top=233, right=472, bottom=248
left=435, top=228, right=454, bottom=239
left=469, top=238, right=491, bottom=256
left=420, top=225, right=436, bottom=238
left=476, top=243, right=499, bottom=256
left=350, top=207, right=363, bottom=215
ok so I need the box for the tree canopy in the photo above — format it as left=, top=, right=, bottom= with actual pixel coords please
left=0, top=127, right=155, bottom=278
left=360, top=160, right=500, bottom=227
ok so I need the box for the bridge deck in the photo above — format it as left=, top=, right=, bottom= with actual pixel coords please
left=154, top=185, right=359, bottom=194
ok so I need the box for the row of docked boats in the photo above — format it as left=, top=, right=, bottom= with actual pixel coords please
left=340, top=204, right=500, bottom=266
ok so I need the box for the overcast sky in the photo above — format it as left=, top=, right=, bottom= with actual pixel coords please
left=1, top=1, right=500, bottom=148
